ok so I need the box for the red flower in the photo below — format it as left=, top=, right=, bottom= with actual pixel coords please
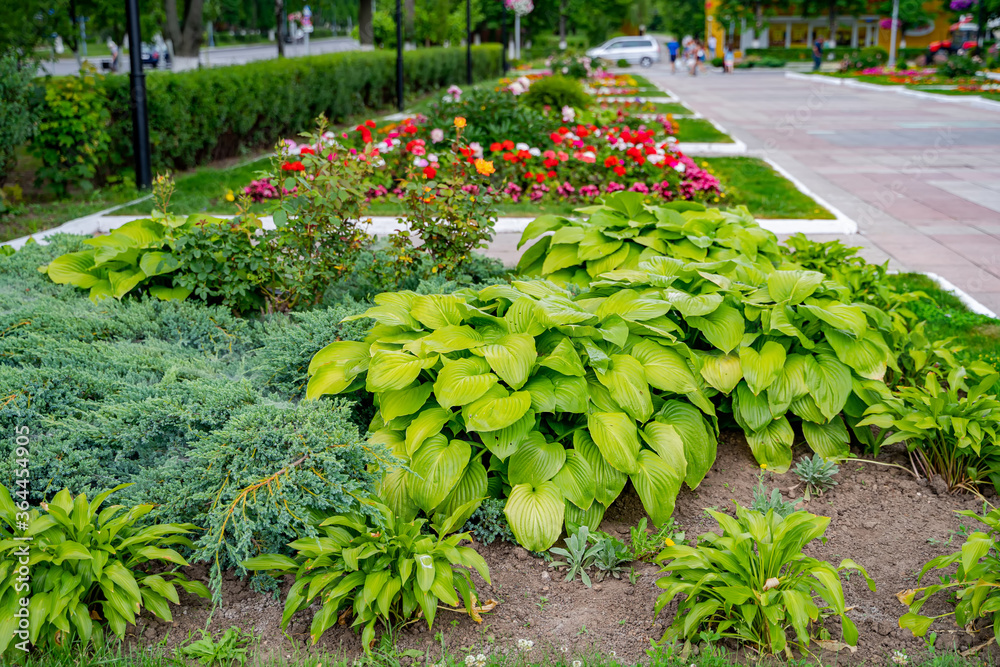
left=502, top=139, right=515, bottom=150
left=525, top=171, right=535, bottom=179
left=614, top=165, right=626, bottom=177
left=604, top=156, right=618, bottom=168
left=423, top=166, right=437, bottom=179
left=365, top=119, right=377, bottom=128
left=542, top=158, right=558, bottom=168
left=490, top=142, right=502, bottom=152
left=558, top=127, right=570, bottom=135
left=547, top=170, right=556, bottom=178
left=536, top=174, right=545, bottom=183
left=356, top=125, right=372, bottom=143
left=299, top=146, right=315, bottom=156
left=281, top=161, right=305, bottom=172
left=549, top=132, right=563, bottom=144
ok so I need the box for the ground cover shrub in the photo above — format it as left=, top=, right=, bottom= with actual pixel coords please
left=36, top=46, right=501, bottom=181
left=653, top=504, right=875, bottom=656
left=516, top=196, right=781, bottom=288
left=938, top=55, right=980, bottom=78
left=244, top=501, right=490, bottom=649
left=841, top=46, right=889, bottom=71
left=0, top=484, right=210, bottom=655
left=521, top=75, right=592, bottom=112
left=899, top=506, right=1000, bottom=639
left=462, top=497, right=516, bottom=545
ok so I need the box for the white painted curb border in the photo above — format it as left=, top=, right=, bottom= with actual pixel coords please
left=784, top=71, right=1000, bottom=111
left=923, top=271, right=998, bottom=319
left=760, top=157, right=857, bottom=234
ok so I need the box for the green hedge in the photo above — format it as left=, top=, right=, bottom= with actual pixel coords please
left=746, top=46, right=925, bottom=62
left=82, top=45, right=500, bottom=176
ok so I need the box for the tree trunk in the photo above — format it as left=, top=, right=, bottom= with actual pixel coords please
left=828, top=1, right=837, bottom=45
left=359, top=0, right=374, bottom=45
left=405, top=0, right=415, bottom=37
left=179, top=0, right=205, bottom=56
left=275, top=0, right=285, bottom=57
left=165, top=0, right=183, bottom=50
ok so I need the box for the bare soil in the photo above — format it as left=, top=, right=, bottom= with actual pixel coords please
left=126, top=433, right=1000, bottom=665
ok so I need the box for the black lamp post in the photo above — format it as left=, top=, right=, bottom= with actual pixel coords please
left=396, top=0, right=404, bottom=110
left=126, top=0, right=151, bottom=190
left=466, top=0, right=472, bottom=84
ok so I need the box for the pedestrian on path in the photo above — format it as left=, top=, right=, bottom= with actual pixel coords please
left=667, top=38, right=679, bottom=73
left=812, top=35, right=823, bottom=71
left=723, top=46, right=734, bottom=73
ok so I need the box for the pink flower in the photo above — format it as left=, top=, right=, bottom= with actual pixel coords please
left=430, top=128, right=445, bottom=143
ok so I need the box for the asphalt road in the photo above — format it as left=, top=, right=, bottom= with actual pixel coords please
left=36, top=36, right=362, bottom=77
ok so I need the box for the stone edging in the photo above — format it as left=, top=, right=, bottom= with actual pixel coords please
left=785, top=71, right=1000, bottom=112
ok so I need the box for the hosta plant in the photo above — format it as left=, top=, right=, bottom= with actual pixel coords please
left=307, top=280, right=720, bottom=551
left=858, top=364, right=1000, bottom=491
left=243, top=500, right=490, bottom=651
left=0, top=484, right=210, bottom=655
left=898, top=507, right=1000, bottom=639
left=654, top=504, right=875, bottom=656
left=40, top=214, right=211, bottom=303
left=516, top=193, right=783, bottom=288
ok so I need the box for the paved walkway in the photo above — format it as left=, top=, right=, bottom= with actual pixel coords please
left=644, top=67, right=1000, bottom=312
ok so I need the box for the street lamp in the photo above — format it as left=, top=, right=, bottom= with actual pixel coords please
left=126, top=0, right=151, bottom=190
left=887, top=0, right=899, bottom=68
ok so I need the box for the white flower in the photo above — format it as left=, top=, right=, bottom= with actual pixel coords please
left=648, top=154, right=664, bottom=165
left=609, top=651, right=616, bottom=658
left=674, top=163, right=686, bottom=173
left=516, top=639, right=534, bottom=652
left=560, top=647, right=568, bottom=653
left=561, top=105, right=576, bottom=123
left=515, top=142, right=529, bottom=152
left=572, top=662, right=582, bottom=667
left=475, top=655, right=486, bottom=667
left=891, top=651, right=909, bottom=666
left=528, top=147, right=541, bottom=157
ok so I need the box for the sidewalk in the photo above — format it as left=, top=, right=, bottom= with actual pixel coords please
left=649, top=67, right=1000, bottom=313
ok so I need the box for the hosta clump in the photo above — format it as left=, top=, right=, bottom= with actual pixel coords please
left=899, top=507, right=1000, bottom=639
left=0, top=484, right=210, bottom=655
left=516, top=192, right=783, bottom=288
left=654, top=504, right=874, bottom=656
left=859, top=364, right=1000, bottom=491
left=244, top=501, right=489, bottom=651
left=307, top=281, right=720, bottom=551
left=582, top=254, right=897, bottom=470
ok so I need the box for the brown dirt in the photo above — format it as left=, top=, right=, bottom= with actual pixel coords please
left=125, top=433, right=1000, bottom=665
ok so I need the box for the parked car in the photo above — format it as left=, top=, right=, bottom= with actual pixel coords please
left=140, top=45, right=160, bottom=69
left=586, top=36, right=661, bottom=67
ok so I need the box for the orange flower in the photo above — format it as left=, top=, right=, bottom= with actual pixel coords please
left=474, top=159, right=495, bottom=176
left=454, top=116, right=467, bottom=129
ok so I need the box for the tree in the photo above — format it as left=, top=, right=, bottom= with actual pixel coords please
left=359, top=0, right=373, bottom=44
left=798, top=0, right=867, bottom=43
left=165, top=0, right=207, bottom=56
left=713, top=0, right=790, bottom=44
left=878, top=0, right=934, bottom=42
left=656, top=0, right=705, bottom=39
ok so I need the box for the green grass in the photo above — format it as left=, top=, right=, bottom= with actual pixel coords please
left=0, top=190, right=140, bottom=243
left=675, top=118, right=733, bottom=143
left=702, top=157, right=835, bottom=220
left=887, top=273, right=1000, bottom=367
left=627, top=74, right=655, bottom=88
left=652, top=102, right=691, bottom=115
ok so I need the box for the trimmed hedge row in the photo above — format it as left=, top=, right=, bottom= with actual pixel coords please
left=94, top=45, right=502, bottom=175
left=746, top=46, right=925, bottom=62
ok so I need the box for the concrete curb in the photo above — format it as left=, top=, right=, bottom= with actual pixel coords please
left=759, top=157, right=857, bottom=234
left=784, top=71, right=1000, bottom=111
left=922, top=272, right=997, bottom=319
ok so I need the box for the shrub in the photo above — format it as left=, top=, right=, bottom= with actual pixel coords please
left=244, top=501, right=490, bottom=649
left=617, top=58, right=632, bottom=68
left=899, top=506, right=1000, bottom=639
left=842, top=46, right=888, bottom=70
left=422, top=86, right=559, bottom=148
left=547, top=53, right=595, bottom=79
left=0, top=484, right=210, bottom=655
left=29, top=64, right=111, bottom=195
left=711, top=56, right=724, bottom=68
left=654, top=504, right=875, bottom=654
left=462, top=497, right=516, bottom=545
left=0, top=52, right=35, bottom=186
left=33, top=47, right=500, bottom=182
left=521, top=75, right=592, bottom=112
left=937, top=55, right=980, bottom=78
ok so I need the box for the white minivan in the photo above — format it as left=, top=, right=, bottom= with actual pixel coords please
left=586, top=36, right=661, bottom=67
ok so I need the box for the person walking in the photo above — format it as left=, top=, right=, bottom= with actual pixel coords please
left=812, top=35, right=824, bottom=71
left=667, top=38, right=680, bottom=73
left=723, top=45, right=735, bottom=73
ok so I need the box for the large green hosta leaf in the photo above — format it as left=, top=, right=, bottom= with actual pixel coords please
left=538, top=338, right=586, bottom=377
left=746, top=416, right=795, bottom=472
left=45, top=251, right=101, bottom=288
left=631, top=340, right=699, bottom=394
left=367, top=351, right=437, bottom=392
left=698, top=352, right=742, bottom=394
left=479, top=410, right=535, bottom=460
left=504, top=482, right=565, bottom=551
left=574, top=431, right=628, bottom=506
left=733, top=382, right=775, bottom=432
left=411, top=294, right=465, bottom=329
left=405, top=407, right=454, bottom=457
left=824, top=329, right=889, bottom=381
left=433, top=357, right=498, bottom=410
left=629, top=449, right=684, bottom=526
left=463, top=389, right=532, bottom=432
left=767, top=270, right=824, bottom=304
left=437, top=459, right=488, bottom=529
left=508, top=433, right=566, bottom=486
left=587, top=412, right=641, bottom=475
left=379, top=383, right=434, bottom=422
left=596, top=355, right=653, bottom=422
left=657, top=400, right=716, bottom=488
left=688, top=304, right=744, bottom=354
left=409, top=436, right=472, bottom=513
left=477, top=334, right=537, bottom=390
left=740, top=341, right=786, bottom=396
left=802, top=416, right=850, bottom=459
left=550, top=450, right=597, bottom=511
left=564, top=500, right=606, bottom=533
left=806, top=355, right=852, bottom=421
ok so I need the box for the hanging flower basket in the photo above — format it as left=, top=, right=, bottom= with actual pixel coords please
left=505, top=0, right=534, bottom=16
